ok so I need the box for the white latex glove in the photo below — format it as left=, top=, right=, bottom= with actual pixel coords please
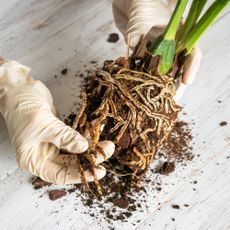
left=0, top=60, right=115, bottom=185
left=112, top=0, right=202, bottom=100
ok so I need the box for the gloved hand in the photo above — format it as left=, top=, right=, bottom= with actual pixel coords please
left=0, top=60, right=115, bottom=185
left=112, top=0, right=202, bottom=100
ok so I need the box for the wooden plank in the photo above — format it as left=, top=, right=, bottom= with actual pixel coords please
left=0, top=0, right=109, bottom=59
left=137, top=144, right=230, bottom=230
left=0, top=0, right=229, bottom=229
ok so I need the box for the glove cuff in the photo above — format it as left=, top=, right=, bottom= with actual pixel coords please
left=0, top=60, right=34, bottom=98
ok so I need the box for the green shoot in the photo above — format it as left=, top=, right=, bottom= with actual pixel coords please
left=178, top=0, right=207, bottom=42
left=177, top=0, right=229, bottom=54
left=149, top=0, right=189, bottom=75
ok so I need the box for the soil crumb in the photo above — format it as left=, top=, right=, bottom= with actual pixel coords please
left=48, top=190, right=67, bottom=201
left=61, top=68, right=68, bottom=75
left=107, top=33, right=119, bottom=43
left=219, top=121, right=227, bottom=126
left=32, top=178, right=51, bottom=190
left=112, top=198, right=129, bottom=209
left=156, top=162, right=175, bottom=175
left=159, top=121, right=194, bottom=162
left=172, top=204, right=180, bottom=209
left=64, top=113, right=76, bottom=126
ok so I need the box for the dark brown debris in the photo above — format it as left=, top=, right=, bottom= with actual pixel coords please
left=219, top=121, right=227, bottom=126
left=172, top=204, right=180, bottom=209
left=112, top=198, right=129, bottom=209
left=156, top=162, right=175, bottom=175
left=32, top=177, right=51, bottom=190
left=48, top=190, right=67, bottom=201
left=107, top=33, right=119, bottom=43
left=61, top=68, right=68, bottom=75
left=159, top=121, right=194, bottom=162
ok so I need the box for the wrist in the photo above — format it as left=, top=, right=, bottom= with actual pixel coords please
left=0, top=60, right=33, bottom=93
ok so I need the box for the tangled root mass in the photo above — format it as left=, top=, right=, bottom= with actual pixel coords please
left=72, top=54, right=181, bottom=195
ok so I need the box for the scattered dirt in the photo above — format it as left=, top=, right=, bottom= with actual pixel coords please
left=107, top=33, right=119, bottom=43
left=48, top=190, right=67, bottom=201
left=61, top=68, right=68, bottom=75
left=219, top=121, right=227, bottom=126
left=32, top=117, right=194, bottom=225
left=172, top=204, right=180, bottom=209
left=64, top=113, right=76, bottom=126
left=156, top=162, right=175, bottom=175
left=159, top=121, right=194, bottom=162
left=112, top=198, right=130, bottom=209
left=32, top=177, right=51, bottom=189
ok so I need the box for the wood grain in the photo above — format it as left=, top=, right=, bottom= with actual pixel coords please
left=0, top=1, right=229, bottom=229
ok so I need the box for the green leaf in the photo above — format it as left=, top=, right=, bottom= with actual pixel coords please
left=149, top=39, right=176, bottom=75
left=164, top=0, right=189, bottom=40
left=178, top=0, right=207, bottom=42
left=177, top=0, right=230, bottom=54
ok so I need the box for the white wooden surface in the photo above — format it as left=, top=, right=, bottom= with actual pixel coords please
left=0, top=1, right=230, bottom=230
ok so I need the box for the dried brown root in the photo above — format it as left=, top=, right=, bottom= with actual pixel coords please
left=84, top=153, right=103, bottom=196
left=75, top=156, right=90, bottom=192
left=72, top=91, right=87, bottom=130
left=72, top=94, right=104, bottom=196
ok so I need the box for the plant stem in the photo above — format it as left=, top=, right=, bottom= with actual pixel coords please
left=149, top=0, right=189, bottom=75
left=178, top=0, right=207, bottom=42
left=177, top=0, right=229, bottom=54
left=164, top=0, right=190, bottom=40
